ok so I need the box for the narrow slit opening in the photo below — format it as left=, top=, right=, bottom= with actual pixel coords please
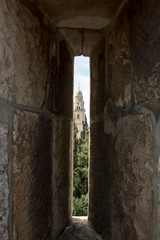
left=73, top=56, right=90, bottom=217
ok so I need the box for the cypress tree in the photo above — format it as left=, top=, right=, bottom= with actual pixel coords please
left=73, top=116, right=89, bottom=216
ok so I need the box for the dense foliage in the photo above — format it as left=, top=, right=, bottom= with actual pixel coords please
left=73, top=116, right=89, bottom=216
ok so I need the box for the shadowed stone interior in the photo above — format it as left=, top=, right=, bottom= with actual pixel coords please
left=34, top=0, right=126, bottom=29
left=0, top=0, right=160, bottom=239
left=112, top=114, right=154, bottom=240
left=57, top=217, right=103, bottom=240
left=13, top=111, right=52, bottom=239
left=0, top=123, right=8, bottom=240
left=0, top=0, right=51, bottom=107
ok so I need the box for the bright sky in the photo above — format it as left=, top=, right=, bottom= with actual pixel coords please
left=74, top=56, right=90, bottom=123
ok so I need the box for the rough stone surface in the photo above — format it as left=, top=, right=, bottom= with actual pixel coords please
left=0, top=0, right=159, bottom=240
left=130, top=0, right=160, bottom=105
left=83, top=32, right=104, bottom=56
left=108, top=12, right=132, bottom=110
left=103, top=99, right=116, bottom=136
left=90, top=39, right=106, bottom=120
left=112, top=114, right=154, bottom=240
left=158, top=155, right=160, bottom=240
left=59, top=29, right=104, bottom=56
left=52, top=116, right=73, bottom=238
left=59, top=29, right=83, bottom=56
left=49, top=40, right=73, bottom=118
left=35, top=0, right=125, bottom=29
left=90, top=40, right=112, bottom=239
left=46, top=40, right=57, bottom=113
left=0, top=123, right=8, bottom=240
left=58, top=218, right=103, bottom=240
left=90, top=120, right=112, bottom=239
left=12, top=110, right=52, bottom=240
left=0, top=0, right=51, bottom=107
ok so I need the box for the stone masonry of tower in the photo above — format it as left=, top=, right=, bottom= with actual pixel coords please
left=74, top=89, right=86, bottom=138
left=1, top=0, right=160, bottom=239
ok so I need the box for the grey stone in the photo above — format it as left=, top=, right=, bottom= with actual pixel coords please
left=48, top=40, right=73, bottom=118
left=83, top=32, right=104, bottom=56
left=108, top=15, right=132, bottom=110
left=158, top=155, right=160, bottom=240
left=89, top=120, right=112, bottom=238
left=58, top=218, right=103, bottom=240
left=52, top=115, right=73, bottom=238
left=0, top=0, right=159, bottom=239
left=0, top=0, right=51, bottom=107
left=33, top=0, right=125, bottom=29
left=59, top=29, right=83, bottom=56
left=90, top=40, right=112, bottom=238
left=112, top=114, right=154, bottom=240
left=12, top=110, right=52, bottom=240
left=90, top=39, right=105, bottom=120
left=0, top=123, right=9, bottom=240
left=130, top=0, right=160, bottom=105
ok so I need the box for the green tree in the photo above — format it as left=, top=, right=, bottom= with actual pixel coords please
left=73, top=116, right=89, bottom=216
left=81, top=115, right=89, bottom=142
left=73, top=194, right=88, bottom=216
left=73, top=123, right=79, bottom=168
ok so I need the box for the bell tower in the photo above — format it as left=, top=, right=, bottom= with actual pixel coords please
left=74, top=87, right=86, bottom=138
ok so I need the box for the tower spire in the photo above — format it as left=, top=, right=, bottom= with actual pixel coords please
left=74, top=88, right=85, bottom=139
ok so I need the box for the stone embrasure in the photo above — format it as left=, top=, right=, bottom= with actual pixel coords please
left=34, top=0, right=125, bottom=29
left=12, top=110, right=52, bottom=240
left=0, top=0, right=51, bottom=107
left=130, top=0, right=160, bottom=105
left=0, top=0, right=159, bottom=239
left=108, top=13, right=132, bottom=110
left=0, top=123, right=9, bottom=240
left=112, top=114, right=154, bottom=240
left=58, top=218, right=103, bottom=240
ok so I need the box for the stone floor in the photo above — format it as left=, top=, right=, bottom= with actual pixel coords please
left=58, top=217, right=103, bottom=240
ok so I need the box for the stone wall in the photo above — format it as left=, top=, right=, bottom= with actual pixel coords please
left=52, top=40, right=73, bottom=238
left=89, top=39, right=112, bottom=239
left=0, top=123, right=9, bottom=239
left=13, top=111, right=52, bottom=240
left=1, top=0, right=160, bottom=239
left=112, top=114, right=153, bottom=240
left=0, top=0, right=54, bottom=239
left=130, top=2, right=160, bottom=238
left=0, top=0, right=51, bottom=107
left=0, top=0, right=75, bottom=238
left=106, top=0, right=160, bottom=239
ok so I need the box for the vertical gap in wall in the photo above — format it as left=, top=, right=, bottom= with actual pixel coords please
left=72, top=56, right=90, bottom=217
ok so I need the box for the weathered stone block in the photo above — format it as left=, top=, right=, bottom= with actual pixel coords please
left=103, top=99, right=116, bottom=136
left=59, top=29, right=83, bottom=55
left=130, top=0, right=160, bottom=105
left=52, top=116, right=73, bottom=238
left=83, top=31, right=103, bottom=56
left=57, top=219, right=103, bottom=240
left=158, top=154, right=160, bottom=240
left=12, top=111, right=52, bottom=240
left=112, top=114, right=154, bottom=240
left=89, top=120, right=112, bottom=238
left=50, top=40, right=73, bottom=118
left=108, top=14, right=132, bottom=110
left=0, top=0, right=51, bottom=107
left=0, top=123, right=9, bottom=240
left=90, top=40, right=106, bottom=119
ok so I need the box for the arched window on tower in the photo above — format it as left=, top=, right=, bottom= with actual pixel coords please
left=77, top=114, right=80, bottom=120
